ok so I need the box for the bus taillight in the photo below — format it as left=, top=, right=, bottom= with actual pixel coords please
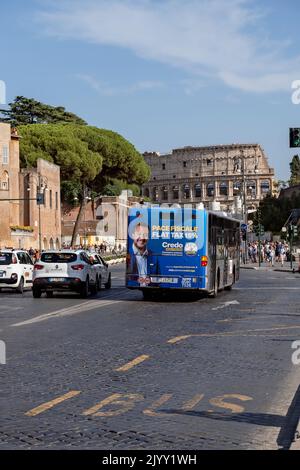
left=201, top=256, right=208, bottom=267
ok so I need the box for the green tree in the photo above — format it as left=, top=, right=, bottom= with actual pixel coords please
left=18, top=124, right=150, bottom=245
left=254, top=192, right=300, bottom=234
left=101, top=179, right=141, bottom=197
left=0, top=96, right=86, bottom=126
left=289, top=155, right=300, bottom=185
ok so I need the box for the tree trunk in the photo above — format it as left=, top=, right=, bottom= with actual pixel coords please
left=71, top=184, right=86, bottom=247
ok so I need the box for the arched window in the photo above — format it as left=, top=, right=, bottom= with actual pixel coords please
left=0, top=171, right=9, bottom=190
left=43, top=237, right=48, bottom=250
left=207, top=183, right=214, bottom=197
left=152, top=187, right=158, bottom=202
left=172, top=186, right=179, bottom=200
left=219, top=181, right=228, bottom=196
left=233, top=181, right=242, bottom=195
left=194, top=183, right=201, bottom=198
left=183, top=184, right=190, bottom=199
left=144, top=188, right=150, bottom=198
left=162, top=186, right=168, bottom=201
left=261, top=180, right=270, bottom=194
left=247, top=180, right=256, bottom=197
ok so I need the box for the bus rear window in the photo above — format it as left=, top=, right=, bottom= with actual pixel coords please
left=41, top=253, right=78, bottom=263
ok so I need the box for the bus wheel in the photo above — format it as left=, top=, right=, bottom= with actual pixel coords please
left=225, top=267, right=235, bottom=291
left=210, top=270, right=219, bottom=298
left=142, top=289, right=153, bottom=301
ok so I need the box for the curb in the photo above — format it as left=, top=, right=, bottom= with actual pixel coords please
left=241, top=266, right=294, bottom=273
left=106, top=257, right=126, bottom=265
left=273, top=269, right=294, bottom=273
left=290, top=418, right=300, bottom=450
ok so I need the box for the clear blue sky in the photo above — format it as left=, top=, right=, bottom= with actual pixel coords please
left=1, top=0, right=300, bottom=180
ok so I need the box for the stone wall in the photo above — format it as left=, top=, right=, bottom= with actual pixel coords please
left=142, top=144, right=275, bottom=212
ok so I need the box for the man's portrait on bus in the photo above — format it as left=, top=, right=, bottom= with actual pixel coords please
left=128, top=222, right=160, bottom=284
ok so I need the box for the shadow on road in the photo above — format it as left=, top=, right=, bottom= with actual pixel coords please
left=161, top=408, right=285, bottom=427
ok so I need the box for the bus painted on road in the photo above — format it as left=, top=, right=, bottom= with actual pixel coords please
left=126, top=206, right=240, bottom=299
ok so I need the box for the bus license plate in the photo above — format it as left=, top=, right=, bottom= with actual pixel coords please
left=150, top=277, right=178, bottom=284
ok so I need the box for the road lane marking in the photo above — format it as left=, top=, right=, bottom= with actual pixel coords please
left=167, top=335, right=193, bottom=344
left=82, top=393, right=144, bottom=417
left=212, top=300, right=240, bottom=311
left=217, top=315, right=290, bottom=323
left=0, top=306, right=23, bottom=312
left=168, top=325, right=300, bottom=343
left=181, top=394, right=204, bottom=411
left=10, top=299, right=125, bottom=327
left=143, top=394, right=173, bottom=417
left=115, top=354, right=150, bottom=372
left=25, top=391, right=81, bottom=416
left=235, top=287, right=300, bottom=290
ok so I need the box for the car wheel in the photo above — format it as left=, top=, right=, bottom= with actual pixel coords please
left=97, top=275, right=102, bottom=292
left=46, top=291, right=54, bottom=298
left=104, top=273, right=111, bottom=290
left=32, top=287, right=42, bottom=298
left=17, top=277, right=24, bottom=294
left=80, top=278, right=89, bottom=298
left=90, top=280, right=98, bottom=295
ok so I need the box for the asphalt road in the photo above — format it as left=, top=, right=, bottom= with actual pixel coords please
left=1, top=264, right=300, bottom=450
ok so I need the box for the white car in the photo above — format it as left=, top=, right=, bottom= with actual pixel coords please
left=0, top=250, right=34, bottom=293
left=32, top=250, right=98, bottom=298
left=87, top=252, right=111, bottom=290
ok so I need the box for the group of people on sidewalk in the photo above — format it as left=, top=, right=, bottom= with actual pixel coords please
left=247, top=241, right=289, bottom=267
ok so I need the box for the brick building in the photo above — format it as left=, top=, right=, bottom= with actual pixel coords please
left=0, top=123, right=61, bottom=249
left=62, top=190, right=141, bottom=249
left=142, top=144, right=275, bottom=212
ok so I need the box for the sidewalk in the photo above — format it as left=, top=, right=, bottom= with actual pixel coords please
left=240, top=261, right=300, bottom=273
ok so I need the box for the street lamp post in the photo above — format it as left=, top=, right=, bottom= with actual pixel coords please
left=27, top=173, right=48, bottom=252
left=82, top=185, right=91, bottom=248
left=240, top=151, right=248, bottom=263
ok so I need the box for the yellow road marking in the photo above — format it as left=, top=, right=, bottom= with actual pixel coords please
left=218, top=315, right=271, bottom=323
left=25, top=391, right=81, bottom=417
left=82, top=393, right=144, bottom=417
left=143, top=394, right=173, bottom=416
left=167, top=335, right=193, bottom=344
left=181, top=394, right=204, bottom=411
left=83, top=393, right=122, bottom=416
left=209, top=394, right=253, bottom=413
left=195, top=325, right=300, bottom=337
left=115, top=354, right=150, bottom=372
left=168, top=325, right=300, bottom=344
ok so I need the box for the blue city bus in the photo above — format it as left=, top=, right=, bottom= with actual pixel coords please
left=126, top=206, right=240, bottom=299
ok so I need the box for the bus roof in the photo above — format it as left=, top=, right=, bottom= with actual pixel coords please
left=129, top=206, right=241, bottom=224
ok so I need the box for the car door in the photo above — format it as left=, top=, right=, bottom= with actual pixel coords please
left=98, top=255, right=109, bottom=283
left=80, top=252, right=96, bottom=284
left=25, top=253, right=34, bottom=284
left=17, top=252, right=29, bottom=283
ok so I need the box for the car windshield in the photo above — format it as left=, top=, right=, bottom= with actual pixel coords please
left=0, top=253, right=16, bottom=265
left=40, top=253, right=78, bottom=263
